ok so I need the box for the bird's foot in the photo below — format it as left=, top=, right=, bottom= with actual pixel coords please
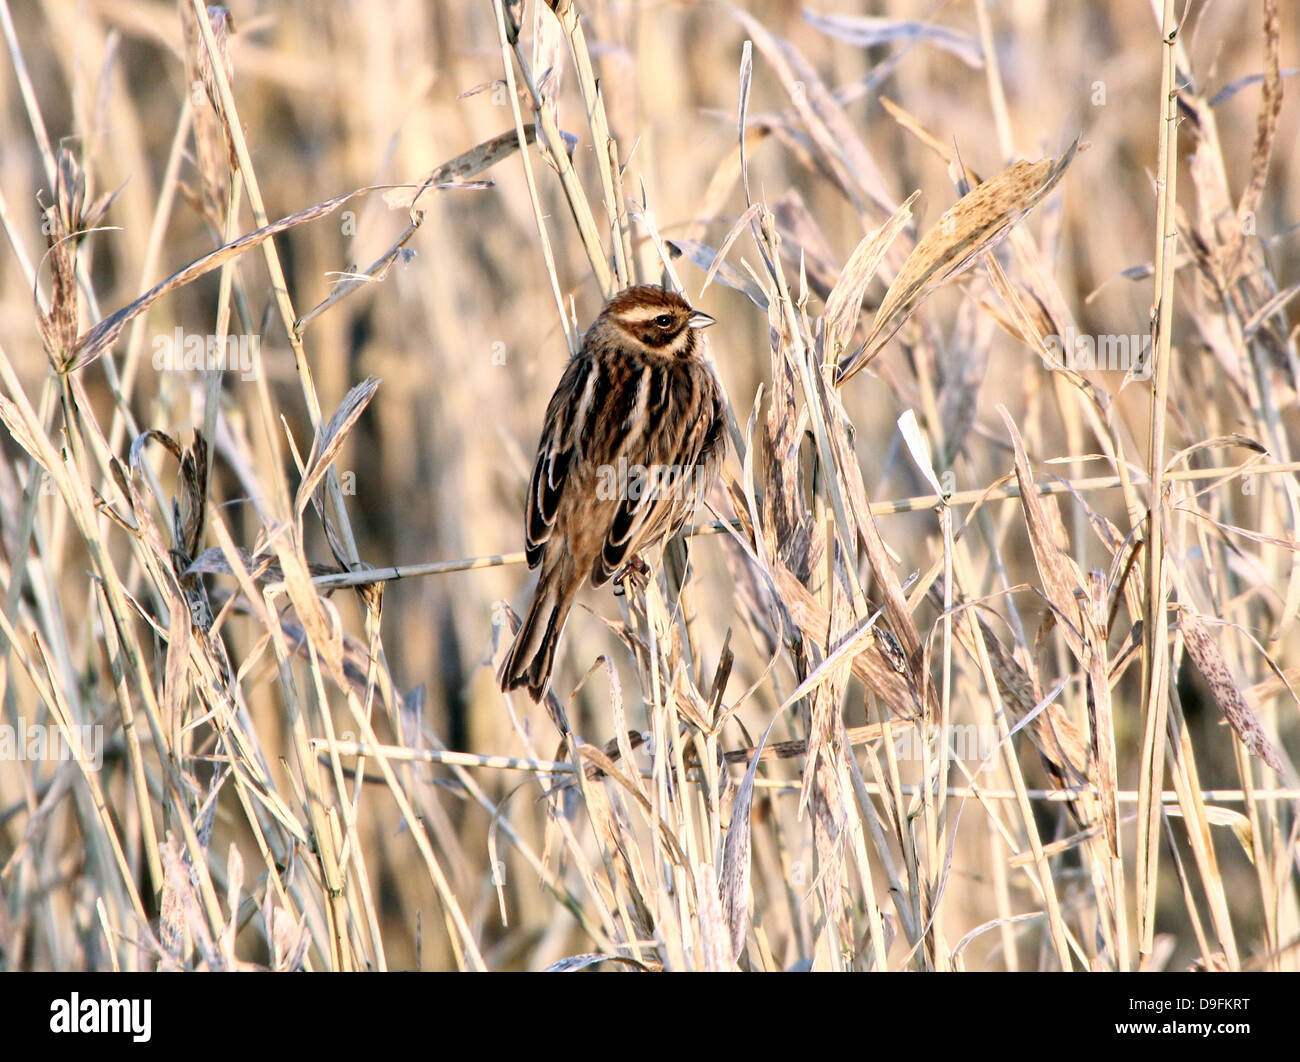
left=612, top=556, right=651, bottom=597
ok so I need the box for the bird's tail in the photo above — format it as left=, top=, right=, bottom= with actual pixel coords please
left=499, top=571, right=577, bottom=701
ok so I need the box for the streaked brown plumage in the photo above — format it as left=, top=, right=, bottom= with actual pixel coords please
left=499, top=285, right=727, bottom=701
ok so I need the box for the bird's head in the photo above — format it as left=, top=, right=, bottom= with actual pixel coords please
left=596, top=285, right=715, bottom=357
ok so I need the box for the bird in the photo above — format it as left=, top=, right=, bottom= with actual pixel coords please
left=499, top=284, right=728, bottom=701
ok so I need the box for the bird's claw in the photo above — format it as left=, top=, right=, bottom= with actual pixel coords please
left=612, top=556, right=651, bottom=596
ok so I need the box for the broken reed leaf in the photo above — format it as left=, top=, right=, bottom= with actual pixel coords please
left=1180, top=612, right=1283, bottom=772
left=803, top=10, right=984, bottom=69
left=836, top=138, right=1081, bottom=385
left=296, top=233, right=423, bottom=336
left=383, top=125, right=576, bottom=210
left=879, top=95, right=950, bottom=161
left=822, top=190, right=917, bottom=360
left=738, top=39, right=753, bottom=202
left=706, top=631, right=735, bottom=725
left=766, top=563, right=918, bottom=720
left=777, top=608, right=888, bottom=716
left=0, top=391, right=47, bottom=465
left=1241, top=281, right=1300, bottom=338
left=732, top=5, right=896, bottom=219
left=699, top=202, right=761, bottom=297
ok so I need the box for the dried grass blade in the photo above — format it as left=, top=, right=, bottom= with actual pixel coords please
left=383, top=125, right=559, bottom=209
left=297, top=377, right=381, bottom=516
left=720, top=708, right=782, bottom=965
left=803, top=10, right=984, bottom=68
left=72, top=186, right=376, bottom=370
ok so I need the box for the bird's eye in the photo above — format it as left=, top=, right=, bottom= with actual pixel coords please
left=654, top=314, right=673, bottom=329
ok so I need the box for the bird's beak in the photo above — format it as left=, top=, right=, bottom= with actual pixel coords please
left=688, top=310, right=716, bottom=329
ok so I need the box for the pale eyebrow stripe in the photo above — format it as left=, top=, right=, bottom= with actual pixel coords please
left=620, top=305, right=681, bottom=322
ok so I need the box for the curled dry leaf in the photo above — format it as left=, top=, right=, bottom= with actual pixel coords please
left=1163, top=803, right=1256, bottom=864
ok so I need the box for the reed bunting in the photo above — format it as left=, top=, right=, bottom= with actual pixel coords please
left=499, top=285, right=727, bottom=701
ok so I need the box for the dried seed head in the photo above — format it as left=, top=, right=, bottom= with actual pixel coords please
left=837, top=138, right=1082, bottom=384
left=181, top=4, right=238, bottom=222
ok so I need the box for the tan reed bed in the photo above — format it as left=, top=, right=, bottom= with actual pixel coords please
left=0, top=0, right=1295, bottom=971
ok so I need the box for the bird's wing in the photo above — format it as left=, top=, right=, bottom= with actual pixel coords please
left=523, top=354, right=588, bottom=569
left=593, top=364, right=725, bottom=585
